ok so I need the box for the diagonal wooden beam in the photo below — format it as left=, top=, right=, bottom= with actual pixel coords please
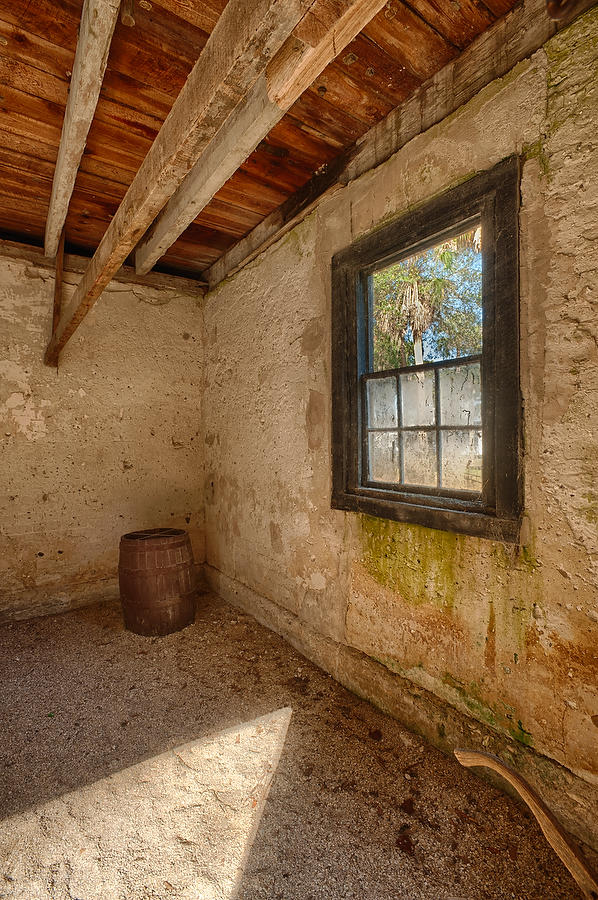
left=44, top=0, right=121, bottom=259
left=44, top=0, right=317, bottom=366
left=202, top=142, right=358, bottom=287
left=204, top=0, right=591, bottom=289
left=50, top=229, right=66, bottom=343
left=134, top=0, right=389, bottom=275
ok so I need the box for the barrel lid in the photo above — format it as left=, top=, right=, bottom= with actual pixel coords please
left=121, top=527, right=187, bottom=541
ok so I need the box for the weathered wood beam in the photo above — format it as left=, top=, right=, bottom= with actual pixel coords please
left=50, top=230, right=66, bottom=343
left=201, top=144, right=358, bottom=286
left=204, top=0, right=594, bottom=289
left=44, top=0, right=121, bottom=259
left=44, top=0, right=315, bottom=366
left=134, top=0, right=389, bottom=275
left=0, top=238, right=207, bottom=294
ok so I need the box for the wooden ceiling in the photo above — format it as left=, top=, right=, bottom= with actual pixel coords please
left=0, top=0, right=517, bottom=280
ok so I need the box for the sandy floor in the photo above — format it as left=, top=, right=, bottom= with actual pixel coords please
left=0, top=594, right=594, bottom=900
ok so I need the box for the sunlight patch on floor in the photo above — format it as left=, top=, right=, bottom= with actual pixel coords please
left=1, top=707, right=292, bottom=900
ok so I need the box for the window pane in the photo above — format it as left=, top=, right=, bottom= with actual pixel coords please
left=441, top=430, right=482, bottom=491
left=371, top=225, right=482, bottom=371
left=400, top=370, right=435, bottom=426
left=402, top=431, right=437, bottom=487
left=439, top=362, right=481, bottom=426
left=368, top=432, right=400, bottom=484
left=367, top=376, right=398, bottom=428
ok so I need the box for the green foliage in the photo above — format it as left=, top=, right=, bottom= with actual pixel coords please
left=372, top=230, right=483, bottom=370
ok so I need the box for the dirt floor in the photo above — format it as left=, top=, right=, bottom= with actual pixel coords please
left=0, top=594, right=595, bottom=900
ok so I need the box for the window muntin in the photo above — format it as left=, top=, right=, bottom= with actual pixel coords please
left=331, top=157, right=522, bottom=541
left=362, top=356, right=482, bottom=495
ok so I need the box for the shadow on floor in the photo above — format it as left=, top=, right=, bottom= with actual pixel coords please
left=0, top=595, right=591, bottom=899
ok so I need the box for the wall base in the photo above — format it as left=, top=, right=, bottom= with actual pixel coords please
left=0, top=578, right=120, bottom=625
left=0, top=564, right=206, bottom=625
left=205, top=563, right=598, bottom=854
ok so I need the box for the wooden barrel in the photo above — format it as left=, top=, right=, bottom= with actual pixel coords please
left=118, top=528, right=196, bottom=636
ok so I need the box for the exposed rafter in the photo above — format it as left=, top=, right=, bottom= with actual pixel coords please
left=134, top=0, right=389, bottom=275
left=203, top=144, right=358, bottom=287
left=44, top=0, right=121, bottom=259
left=44, top=0, right=318, bottom=366
left=0, top=238, right=206, bottom=294
left=204, top=0, right=567, bottom=288
left=51, top=229, right=66, bottom=337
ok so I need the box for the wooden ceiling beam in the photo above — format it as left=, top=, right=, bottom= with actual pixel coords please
left=44, top=0, right=316, bottom=366
left=0, top=237, right=207, bottom=291
left=51, top=229, right=66, bottom=336
left=204, top=0, right=569, bottom=288
left=204, top=143, right=357, bottom=287
left=134, top=0, right=389, bottom=275
left=44, top=0, right=121, bottom=259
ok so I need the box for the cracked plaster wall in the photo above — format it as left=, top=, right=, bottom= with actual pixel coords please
left=202, top=10, right=598, bottom=846
left=0, top=256, right=205, bottom=621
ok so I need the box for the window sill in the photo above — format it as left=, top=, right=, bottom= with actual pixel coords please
left=331, top=489, right=520, bottom=543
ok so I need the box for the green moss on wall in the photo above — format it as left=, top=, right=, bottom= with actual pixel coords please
left=358, top=514, right=539, bottom=649
left=518, top=543, right=541, bottom=573
left=510, top=719, right=534, bottom=747
left=372, top=654, right=408, bottom=676
left=490, top=533, right=541, bottom=575
left=522, top=137, right=551, bottom=178
left=279, top=225, right=306, bottom=259
left=442, top=673, right=534, bottom=745
left=582, top=491, right=598, bottom=525
left=442, top=673, right=498, bottom=727
left=359, top=514, right=468, bottom=609
left=545, top=4, right=598, bottom=70
left=545, top=5, right=598, bottom=136
left=356, top=506, right=536, bottom=736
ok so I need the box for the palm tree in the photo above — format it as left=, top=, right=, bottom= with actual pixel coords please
left=372, top=227, right=482, bottom=370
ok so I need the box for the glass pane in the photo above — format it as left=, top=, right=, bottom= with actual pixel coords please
left=400, top=369, right=435, bottom=426
left=368, top=431, right=400, bottom=484
left=367, top=376, right=398, bottom=428
left=439, top=362, right=481, bottom=426
left=441, top=430, right=482, bottom=491
left=371, top=225, right=483, bottom=370
left=402, top=431, right=437, bottom=487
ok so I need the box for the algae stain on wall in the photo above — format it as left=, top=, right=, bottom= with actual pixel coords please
left=442, top=672, right=534, bottom=746
left=358, top=513, right=469, bottom=611
left=355, top=513, right=541, bottom=746
left=441, top=672, right=499, bottom=728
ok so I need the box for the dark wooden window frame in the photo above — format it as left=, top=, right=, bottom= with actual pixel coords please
left=331, top=156, right=522, bottom=542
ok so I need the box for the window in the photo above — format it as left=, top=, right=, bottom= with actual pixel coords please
left=331, top=157, right=522, bottom=541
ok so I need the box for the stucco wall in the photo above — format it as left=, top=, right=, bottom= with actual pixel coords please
left=0, top=253, right=205, bottom=622
left=203, top=10, right=598, bottom=846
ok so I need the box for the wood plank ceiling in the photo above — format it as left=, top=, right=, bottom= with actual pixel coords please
left=0, top=0, right=517, bottom=280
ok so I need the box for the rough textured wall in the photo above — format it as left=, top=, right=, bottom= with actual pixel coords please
left=203, top=10, right=598, bottom=846
left=0, top=254, right=204, bottom=621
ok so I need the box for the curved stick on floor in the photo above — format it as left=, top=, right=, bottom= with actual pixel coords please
left=454, top=749, right=598, bottom=900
